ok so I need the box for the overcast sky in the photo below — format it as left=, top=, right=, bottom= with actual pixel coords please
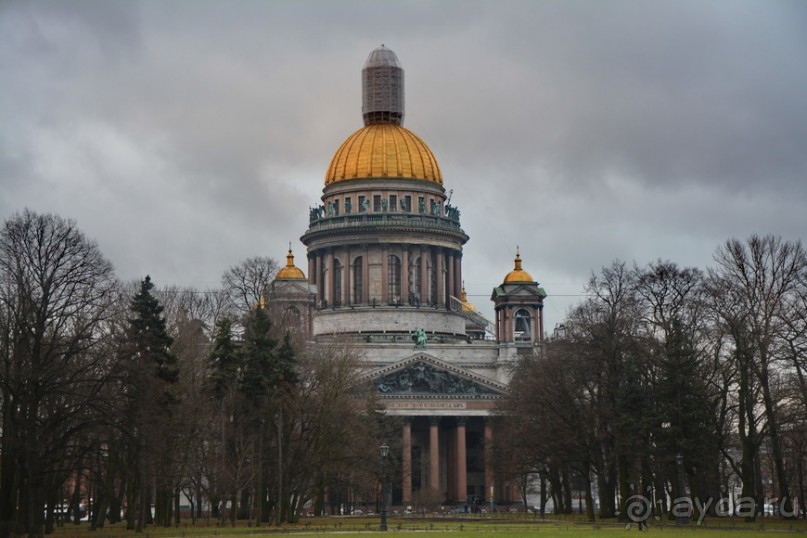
left=2, top=0, right=806, bottom=332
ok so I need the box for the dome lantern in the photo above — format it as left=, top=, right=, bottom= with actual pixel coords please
left=362, top=45, right=404, bottom=126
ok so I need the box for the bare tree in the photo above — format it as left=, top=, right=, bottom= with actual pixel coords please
left=221, top=257, right=279, bottom=317
left=281, top=340, right=381, bottom=521
left=159, top=285, right=230, bottom=337
left=0, top=210, right=117, bottom=538
left=708, top=235, right=807, bottom=518
left=499, top=337, right=599, bottom=520
left=636, top=261, right=723, bottom=517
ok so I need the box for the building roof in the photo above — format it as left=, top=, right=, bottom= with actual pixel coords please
left=363, top=44, right=401, bottom=69
left=324, top=123, right=442, bottom=185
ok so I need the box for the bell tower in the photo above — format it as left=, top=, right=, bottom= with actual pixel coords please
left=491, top=248, right=547, bottom=349
left=267, top=246, right=316, bottom=338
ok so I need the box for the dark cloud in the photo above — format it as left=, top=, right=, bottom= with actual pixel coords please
left=2, top=0, right=805, bottom=330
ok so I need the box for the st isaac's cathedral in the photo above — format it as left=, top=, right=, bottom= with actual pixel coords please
left=267, top=46, right=546, bottom=508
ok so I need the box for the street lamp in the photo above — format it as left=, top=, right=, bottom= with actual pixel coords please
left=380, top=443, right=389, bottom=531
left=675, top=453, right=688, bottom=525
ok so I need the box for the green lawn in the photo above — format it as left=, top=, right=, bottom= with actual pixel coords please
left=48, top=515, right=807, bottom=538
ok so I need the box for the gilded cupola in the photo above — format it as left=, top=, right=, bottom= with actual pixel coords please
left=460, top=282, right=477, bottom=312
left=503, top=248, right=535, bottom=283
left=275, top=247, right=306, bottom=280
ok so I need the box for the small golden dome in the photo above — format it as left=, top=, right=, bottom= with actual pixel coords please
left=460, top=283, right=477, bottom=312
left=503, top=248, right=535, bottom=283
left=276, top=247, right=306, bottom=280
left=325, top=124, right=442, bottom=184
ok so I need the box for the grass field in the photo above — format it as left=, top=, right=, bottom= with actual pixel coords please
left=47, top=514, right=807, bottom=538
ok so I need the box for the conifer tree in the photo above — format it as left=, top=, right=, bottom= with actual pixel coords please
left=128, top=276, right=178, bottom=388
left=240, top=305, right=277, bottom=404
left=208, top=317, right=239, bottom=401
left=123, top=276, right=179, bottom=531
left=239, top=306, right=300, bottom=524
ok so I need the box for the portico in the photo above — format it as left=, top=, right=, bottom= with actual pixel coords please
left=366, top=354, right=512, bottom=506
left=393, top=416, right=495, bottom=505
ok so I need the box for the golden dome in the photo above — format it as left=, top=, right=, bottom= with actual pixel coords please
left=325, top=124, right=442, bottom=184
left=503, top=248, right=535, bottom=283
left=276, top=247, right=306, bottom=280
left=460, top=283, right=477, bottom=312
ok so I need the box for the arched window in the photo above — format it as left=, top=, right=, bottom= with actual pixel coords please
left=352, top=257, right=363, bottom=304
left=514, top=308, right=532, bottom=341
left=388, top=255, right=401, bottom=304
left=333, top=259, right=343, bottom=307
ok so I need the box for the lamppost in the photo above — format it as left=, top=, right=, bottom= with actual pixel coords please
left=676, top=453, right=688, bottom=525
left=380, top=443, right=389, bottom=531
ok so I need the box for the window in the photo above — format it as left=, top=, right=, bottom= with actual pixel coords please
left=352, top=257, right=363, bottom=304
left=373, top=195, right=382, bottom=212
left=388, top=255, right=401, bottom=304
left=404, top=195, right=412, bottom=212
left=389, top=195, right=398, bottom=212
left=515, top=309, right=532, bottom=341
left=358, top=195, right=367, bottom=212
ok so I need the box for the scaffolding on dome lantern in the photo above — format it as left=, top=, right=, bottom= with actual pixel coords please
left=362, top=44, right=405, bottom=126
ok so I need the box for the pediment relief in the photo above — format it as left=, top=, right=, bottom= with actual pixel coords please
left=370, top=355, right=506, bottom=397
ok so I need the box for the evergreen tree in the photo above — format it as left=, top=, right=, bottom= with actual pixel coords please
left=128, top=276, right=178, bottom=389
left=208, top=317, right=240, bottom=401
left=274, top=332, right=299, bottom=392
left=240, top=305, right=277, bottom=404
left=123, top=276, right=179, bottom=531
left=238, top=306, right=300, bottom=524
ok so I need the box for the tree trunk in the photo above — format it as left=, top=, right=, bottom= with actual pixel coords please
left=758, top=363, right=794, bottom=517
left=136, top=441, right=146, bottom=533
left=174, top=486, right=181, bottom=527
left=617, top=454, right=631, bottom=521
left=277, top=410, right=283, bottom=525
left=584, top=470, right=595, bottom=522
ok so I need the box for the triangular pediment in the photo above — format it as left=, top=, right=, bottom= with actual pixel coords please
left=365, top=354, right=507, bottom=398
left=492, top=283, right=547, bottom=299
left=509, top=285, right=543, bottom=296
left=271, top=279, right=316, bottom=295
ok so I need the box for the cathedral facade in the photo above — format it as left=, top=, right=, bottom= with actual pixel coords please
left=269, top=46, right=546, bottom=508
